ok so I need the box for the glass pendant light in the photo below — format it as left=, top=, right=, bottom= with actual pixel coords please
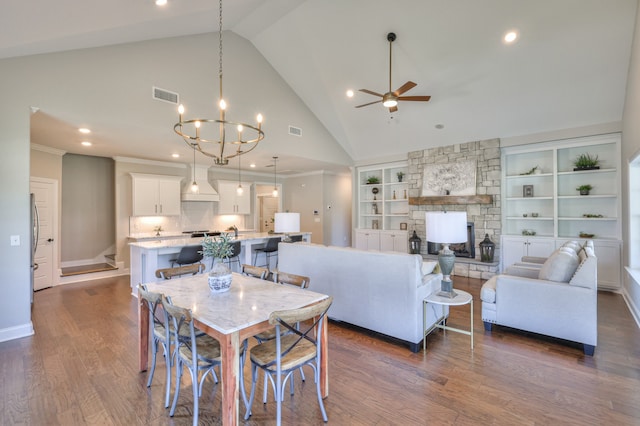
left=272, top=156, right=279, bottom=197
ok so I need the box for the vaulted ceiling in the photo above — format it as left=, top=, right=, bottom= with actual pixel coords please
left=4, top=0, right=637, bottom=174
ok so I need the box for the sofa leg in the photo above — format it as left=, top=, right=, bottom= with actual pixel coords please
left=583, top=344, right=595, bottom=356
left=483, top=321, right=492, bottom=332
left=409, top=342, right=420, bottom=353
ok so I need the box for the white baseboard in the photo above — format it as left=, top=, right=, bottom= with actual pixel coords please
left=0, top=322, right=34, bottom=343
left=622, top=288, right=640, bottom=329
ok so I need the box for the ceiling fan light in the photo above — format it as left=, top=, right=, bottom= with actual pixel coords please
left=383, top=99, right=398, bottom=108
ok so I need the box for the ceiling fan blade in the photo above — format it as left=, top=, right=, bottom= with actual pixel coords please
left=359, top=89, right=384, bottom=97
left=398, top=95, right=432, bottom=102
left=355, top=100, right=383, bottom=108
left=393, top=81, right=417, bottom=96
left=388, top=105, right=398, bottom=113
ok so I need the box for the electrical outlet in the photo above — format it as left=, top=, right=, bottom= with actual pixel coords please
left=10, top=235, right=20, bottom=246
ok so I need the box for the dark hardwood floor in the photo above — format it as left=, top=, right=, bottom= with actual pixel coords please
left=2, top=275, right=640, bottom=425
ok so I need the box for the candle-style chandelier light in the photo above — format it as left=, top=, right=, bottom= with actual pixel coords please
left=173, top=0, right=264, bottom=165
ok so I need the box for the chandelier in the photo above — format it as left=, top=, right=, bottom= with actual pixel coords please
left=173, top=0, right=264, bottom=166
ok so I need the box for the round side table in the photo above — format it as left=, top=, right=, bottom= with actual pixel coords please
left=423, top=289, right=473, bottom=351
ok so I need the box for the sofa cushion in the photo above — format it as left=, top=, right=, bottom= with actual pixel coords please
left=422, top=260, right=438, bottom=275
left=480, top=276, right=497, bottom=303
left=538, top=247, right=580, bottom=282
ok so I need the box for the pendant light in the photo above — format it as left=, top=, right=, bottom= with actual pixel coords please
left=236, top=145, right=243, bottom=196
left=272, top=156, right=279, bottom=197
left=190, top=144, right=199, bottom=193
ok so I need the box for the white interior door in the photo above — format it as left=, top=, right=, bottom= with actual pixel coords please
left=260, top=196, right=279, bottom=233
left=30, top=178, right=57, bottom=290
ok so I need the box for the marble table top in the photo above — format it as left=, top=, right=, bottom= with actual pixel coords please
left=144, top=272, right=328, bottom=335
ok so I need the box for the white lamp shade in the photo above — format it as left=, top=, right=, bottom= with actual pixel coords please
left=426, top=211, right=468, bottom=243
left=274, top=212, right=300, bottom=233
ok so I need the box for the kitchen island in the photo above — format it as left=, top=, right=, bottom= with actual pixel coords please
left=129, top=232, right=310, bottom=293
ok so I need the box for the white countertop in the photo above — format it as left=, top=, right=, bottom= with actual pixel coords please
left=129, top=232, right=310, bottom=250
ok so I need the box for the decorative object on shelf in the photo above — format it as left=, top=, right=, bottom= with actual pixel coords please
left=372, top=219, right=379, bottom=230
left=426, top=211, right=468, bottom=298
left=479, top=234, right=496, bottom=263
left=201, top=232, right=234, bottom=293
left=274, top=212, right=300, bottom=243
left=372, top=202, right=378, bottom=215
left=573, top=153, right=600, bottom=171
left=579, top=232, right=595, bottom=238
left=403, top=189, right=407, bottom=199
left=422, top=160, right=476, bottom=196
left=367, top=176, right=380, bottom=184
left=393, top=190, right=396, bottom=200
left=531, top=212, right=539, bottom=217
left=154, top=225, right=163, bottom=236
left=400, top=222, right=407, bottom=230
left=523, top=184, right=534, bottom=197
left=576, top=184, right=593, bottom=195
left=522, top=213, right=528, bottom=217
left=583, top=213, right=604, bottom=218
left=522, top=229, right=536, bottom=236
left=173, top=0, right=264, bottom=166
left=409, top=230, right=422, bottom=254
left=520, top=165, right=539, bottom=175
left=372, top=187, right=379, bottom=200
left=397, top=171, right=405, bottom=182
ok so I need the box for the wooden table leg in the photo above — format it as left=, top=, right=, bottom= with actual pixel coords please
left=138, top=295, right=149, bottom=372
left=220, top=332, right=240, bottom=426
left=320, top=316, right=329, bottom=398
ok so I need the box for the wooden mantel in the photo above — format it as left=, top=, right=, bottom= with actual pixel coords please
left=409, top=195, right=493, bottom=205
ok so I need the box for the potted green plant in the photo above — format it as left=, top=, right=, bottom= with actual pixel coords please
left=576, top=184, right=593, bottom=195
left=201, top=232, right=234, bottom=292
left=366, top=176, right=380, bottom=184
left=573, top=153, right=600, bottom=171
left=396, top=171, right=405, bottom=182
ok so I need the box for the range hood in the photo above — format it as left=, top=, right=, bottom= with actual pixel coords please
left=182, top=165, right=220, bottom=202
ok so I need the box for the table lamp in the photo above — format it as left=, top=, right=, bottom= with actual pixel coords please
left=426, top=211, right=468, bottom=298
left=274, top=212, right=300, bottom=243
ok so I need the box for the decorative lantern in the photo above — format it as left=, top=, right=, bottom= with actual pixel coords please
left=409, top=230, right=422, bottom=254
left=479, top=234, right=496, bottom=263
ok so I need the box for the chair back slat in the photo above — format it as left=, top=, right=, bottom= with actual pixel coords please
left=273, top=271, right=309, bottom=289
left=242, top=264, right=268, bottom=280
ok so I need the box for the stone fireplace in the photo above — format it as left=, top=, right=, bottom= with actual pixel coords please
left=406, top=139, right=502, bottom=279
left=427, top=222, right=476, bottom=258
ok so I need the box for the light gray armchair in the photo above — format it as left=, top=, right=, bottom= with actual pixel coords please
left=481, top=240, right=597, bottom=355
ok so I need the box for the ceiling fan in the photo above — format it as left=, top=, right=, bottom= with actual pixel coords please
left=356, top=32, right=431, bottom=113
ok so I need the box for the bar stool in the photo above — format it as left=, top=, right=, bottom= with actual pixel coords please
left=252, top=237, right=280, bottom=269
left=169, top=245, right=203, bottom=268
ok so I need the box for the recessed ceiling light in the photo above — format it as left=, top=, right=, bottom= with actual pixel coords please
left=172, top=153, right=180, bottom=158
left=346, top=89, right=354, bottom=98
left=81, top=141, right=92, bottom=146
left=250, top=163, right=256, bottom=168
left=78, top=128, right=91, bottom=134
left=504, top=31, right=518, bottom=44
left=435, top=124, right=445, bottom=130
left=155, top=0, right=167, bottom=5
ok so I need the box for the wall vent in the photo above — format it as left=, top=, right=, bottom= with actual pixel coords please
left=288, top=125, right=302, bottom=137
left=152, top=86, right=179, bottom=105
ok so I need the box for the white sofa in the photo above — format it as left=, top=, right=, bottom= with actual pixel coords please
left=481, top=240, right=597, bottom=355
left=278, top=243, right=443, bottom=352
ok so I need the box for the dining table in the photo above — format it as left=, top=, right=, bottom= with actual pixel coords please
left=138, top=272, right=330, bottom=426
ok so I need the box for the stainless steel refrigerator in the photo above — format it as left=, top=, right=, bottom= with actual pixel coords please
left=30, top=193, right=39, bottom=304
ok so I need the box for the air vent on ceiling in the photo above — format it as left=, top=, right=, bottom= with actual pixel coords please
left=288, top=125, right=302, bottom=137
left=152, top=86, right=179, bottom=105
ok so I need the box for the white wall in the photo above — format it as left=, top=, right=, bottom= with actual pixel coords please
left=621, top=2, right=640, bottom=323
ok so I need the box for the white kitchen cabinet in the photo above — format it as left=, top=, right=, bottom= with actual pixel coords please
left=501, top=236, right=556, bottom=271
left=217, top=180, right=251, bottom=215
left=354, top=229, right=381, bottom=251
left=131, top=174, right=182, bottom=216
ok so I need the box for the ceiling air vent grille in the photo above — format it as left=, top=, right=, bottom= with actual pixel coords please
left=152, top=86, right=179, bottom=105
left=288, top=125, right=302, bottom=137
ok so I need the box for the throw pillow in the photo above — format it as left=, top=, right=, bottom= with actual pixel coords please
left=422, top=261, right=438, bottom=275
left=538, top=247, right=580, bottom=283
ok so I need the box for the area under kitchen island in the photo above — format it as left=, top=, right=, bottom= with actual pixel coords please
left=129, top=232, right=310, bottom=293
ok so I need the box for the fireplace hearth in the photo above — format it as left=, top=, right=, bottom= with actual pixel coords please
left=427, top=222, right=475, bottom=258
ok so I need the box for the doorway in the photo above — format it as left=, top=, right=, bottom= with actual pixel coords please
left=259, top=196, right=279, bottom=233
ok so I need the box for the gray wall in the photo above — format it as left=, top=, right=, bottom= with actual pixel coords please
left=61, top=154, right=115, bottom=263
